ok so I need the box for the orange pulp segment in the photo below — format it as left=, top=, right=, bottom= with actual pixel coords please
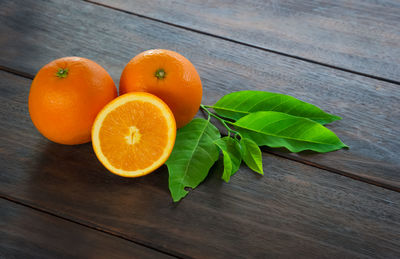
left=92, top=92, right=176, bottom=177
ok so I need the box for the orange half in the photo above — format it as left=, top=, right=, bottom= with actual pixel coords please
left=92, top=92, right=176, bottom=177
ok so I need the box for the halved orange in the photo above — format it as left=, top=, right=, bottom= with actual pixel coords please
left=92, top=92, right=176, bottom=177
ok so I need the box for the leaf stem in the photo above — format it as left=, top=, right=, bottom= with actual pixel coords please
left=200, top=104, right=242, bottom=139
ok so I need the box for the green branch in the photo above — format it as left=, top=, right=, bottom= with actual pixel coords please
left=200, top=104, right=242, bottom=140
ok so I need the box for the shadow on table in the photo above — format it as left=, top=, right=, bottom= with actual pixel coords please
left=25, top=140, right=172, bottom=213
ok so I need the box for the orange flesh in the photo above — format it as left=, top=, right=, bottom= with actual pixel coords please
left=99, top=101, right=168, bottom=171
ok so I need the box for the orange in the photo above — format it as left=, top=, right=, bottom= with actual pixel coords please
left=29, top=57, right=117, bottom=145
left=119, top=49, right=202, bottom=128
left=91, top=92, right=176, bottom=177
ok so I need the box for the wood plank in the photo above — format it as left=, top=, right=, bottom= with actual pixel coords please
left=90, top=0, right=400, bottom=83
left=1, top=70, right=399, bottom=258
left=1, top=0, right=399, bottom=189
left=0, top=198, right=174, bottom=259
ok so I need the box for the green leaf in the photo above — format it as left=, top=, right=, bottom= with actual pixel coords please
left=212, top=90, right=341, bottom=124
left=240, top=138, right=263, bottom=175
left=233, top=111, right=348, bottom=153
left=166, top=118, right=221, bottom=202
left=214, top=137, right=242, bottom=182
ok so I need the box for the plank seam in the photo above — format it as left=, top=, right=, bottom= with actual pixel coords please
left=0, top=65, right=34, bottom=80
left=83, top=0, right=400, bottom=86
left=263, top=149, right=400, bottom=192
left=0, top=195, right=187, bottom=259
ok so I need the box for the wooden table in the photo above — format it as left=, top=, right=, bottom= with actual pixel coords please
left=1, top=0, right=399, bottom=258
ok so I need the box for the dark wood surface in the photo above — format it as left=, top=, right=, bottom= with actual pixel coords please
left=1, top=70, right=400, bottom=258
left=0, top=199, right=173, bottom=259
left=1, top=0, right=399, bottom=191
left=90, top=0, right=400, bottom=83
left=1, top=0, right=400, bottom=258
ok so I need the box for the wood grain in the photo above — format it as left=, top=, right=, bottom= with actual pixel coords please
left=0, top=0, right=399, bottom=189
left=1, top=70, right=399, bottom=258
left=90, top=0, right=400, bottom=83
left=0, top=198, right=174, bottom=259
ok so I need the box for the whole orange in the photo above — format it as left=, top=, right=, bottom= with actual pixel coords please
left=29, top=57, right=117, bottom=145
left=119, top=49, right=202, bottom=128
